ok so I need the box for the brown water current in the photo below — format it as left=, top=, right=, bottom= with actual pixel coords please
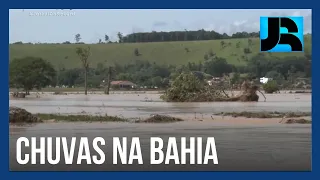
left=9, top=93, right=311, bottom=118
left=9, top=92, right=312, bottom=171
left=9, top=122, right=311, bottom=171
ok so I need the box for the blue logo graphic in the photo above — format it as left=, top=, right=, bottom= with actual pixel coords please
left=260, top=16, right=304, bottom=52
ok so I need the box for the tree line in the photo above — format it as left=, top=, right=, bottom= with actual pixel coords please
left=10, top=50, right=311, bottom=94
left=11, top=30, right=260, bottom=45
left=120, top=30, right=259, bottom=43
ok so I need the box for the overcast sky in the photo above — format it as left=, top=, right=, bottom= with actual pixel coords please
left=9, top=9, right=312, bottom=43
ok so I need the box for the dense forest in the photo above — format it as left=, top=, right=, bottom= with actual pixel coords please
left=11, top=30, right=261, bottom=44
left=51, top=53, right=311, bottom=89
left=119, top=30, right=260, bottom=43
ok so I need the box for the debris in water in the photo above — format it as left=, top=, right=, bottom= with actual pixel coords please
left=136, top=114, right=184, bottom=123
left=161, top=73, right=266, bottom=102
left=281, top=118, right=311, bottom=124
left=11, top=92, right=26, bottom=98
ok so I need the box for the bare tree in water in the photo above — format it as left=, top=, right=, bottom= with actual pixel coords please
left=104, top=66, right=113, bottom=95
left=75, top=46, right=91, bottom=95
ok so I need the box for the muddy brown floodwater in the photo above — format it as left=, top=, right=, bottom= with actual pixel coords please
left=9, top=92, right=312, bottom=171
left=9, top=93, right=311, bottom=118
left=10, top=122, right=311, bottom=171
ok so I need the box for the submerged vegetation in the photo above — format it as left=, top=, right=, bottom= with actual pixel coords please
left=9, top=106, right=42, bottom=123
left=135, top=114, right=184, bottom=123
left=282, top=118, right=311, bottom=124
left=9, top=107, right=311, bottom=125
left=214, top=111, right=312, bottom=118
left=9, top=107, right=183, bottom=123
left=37, top=113, right=184, bottom=123
left=36, top=113, right=127, bottom=122
left=263, top=80, right=280, bottom=94
left=160, top=72, right=264, bottom=102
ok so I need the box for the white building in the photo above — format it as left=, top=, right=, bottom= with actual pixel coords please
left=260, top=77, right=273, bottom=84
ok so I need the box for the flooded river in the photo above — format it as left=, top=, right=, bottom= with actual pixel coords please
left=10, top=122, right=311, bottom=171
left=9, top=92, right=311, bottom=118
left=9, top=92, right=312, bottom=171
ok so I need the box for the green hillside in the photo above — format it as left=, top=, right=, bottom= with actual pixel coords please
left=9, top=35, right=311, bottom=69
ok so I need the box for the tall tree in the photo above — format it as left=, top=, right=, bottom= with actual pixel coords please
left=10, top=57, right=56, bottom=95
left=184, top=29, right=188, bottom=41
left=75, top=33, right=81, bottom=43
left=57, top=63, right=65, bottom=86
left=75, top=46, right=91, bottom=95
left=105, top=34, right=109, bottom=42
left=203, top=57, right=233, bottom=77
left=117, top=32, right=123, bottom=43
left=104, top=66, right=113, bottom=95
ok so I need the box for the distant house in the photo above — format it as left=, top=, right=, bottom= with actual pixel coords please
left=110, top=81, right=137, bottom=89
left=260, top=77, right=273, bottom=84
left=207, top=77, right=222, bottom=86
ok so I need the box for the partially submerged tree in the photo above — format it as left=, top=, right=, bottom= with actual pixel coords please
left=75, top=46, right=91, bottom=95
left=161, top=72, right=266, bottom=102
left=160, top=73, right=206, bottom=102
left=10, top=57, right=56, bottom=95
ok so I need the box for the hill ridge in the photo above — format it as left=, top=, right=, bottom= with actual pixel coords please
left=9, top=36, right=311, bottom=69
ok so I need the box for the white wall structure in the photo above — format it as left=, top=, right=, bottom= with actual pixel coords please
left=260, top=77, right=273, bottom=84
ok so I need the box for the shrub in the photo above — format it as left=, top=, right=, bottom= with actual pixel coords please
left=204, top=54, right=209, bottom=60
left=263, top=80, right=279, bottom=93
left=208, top=49, right=215, bottom=57
left=243, top=47, right=252, bottom=54
left=134, top=48, right=141, bottom=56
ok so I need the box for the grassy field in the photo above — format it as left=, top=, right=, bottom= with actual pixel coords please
left=9, top=35, right=312, bottom=69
